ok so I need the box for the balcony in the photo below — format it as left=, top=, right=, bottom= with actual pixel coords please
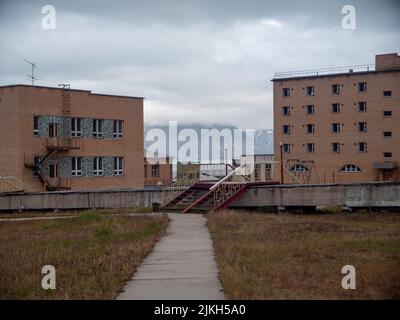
left=45, top=177, right=71, bottom=191
left=44, top=137, right=81, bottom=151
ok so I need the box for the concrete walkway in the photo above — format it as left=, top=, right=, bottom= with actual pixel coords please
left=117, top=213, right=226, bottom=300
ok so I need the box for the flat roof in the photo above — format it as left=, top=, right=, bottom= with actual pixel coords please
left=0, top=84, right=144, bottom=100
left=271, top=66, right=400, bottom=82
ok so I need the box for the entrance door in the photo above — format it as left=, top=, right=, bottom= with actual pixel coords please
left=49, top=123, right=58, bottom=138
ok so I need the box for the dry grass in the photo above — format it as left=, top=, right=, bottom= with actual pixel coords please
left=208, top=210, right=400, bottom=300
left=0, top=211, right=168, bottom=299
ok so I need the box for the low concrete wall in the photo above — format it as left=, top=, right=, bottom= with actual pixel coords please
left=0, top=182, right=399, bottom=212
left=231, top=181, right=400, bottom=209
left=0, top=189, right=163, bottom=211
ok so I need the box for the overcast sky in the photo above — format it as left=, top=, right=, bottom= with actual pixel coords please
left=0, top=0, right=399, bottom=129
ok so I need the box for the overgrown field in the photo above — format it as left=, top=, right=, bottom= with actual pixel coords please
left=0, top=211, right=168, bottom=299
left=208, top=211, right=400, bottom=299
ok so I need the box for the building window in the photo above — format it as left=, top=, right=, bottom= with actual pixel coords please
left=113, top=120, right=123, bottom=138
left=358, top=122, right=367, bottom=132
left=33, top=116, right=39, bottom=136
left=290, top=164, right=308, bottom=173
left=93, top=157, right=103, bottom=176
left=306, top=143, right=314, bottom=153
left=151, top=165, right=160, bottom=177
left=332, top=84, right=340, bottom=95
left=383, top=131, right=392, bottom=138
left=384, top=152, right=392, bottom=159
left=383, top=110, right=392, bottom=117
left=358, top=142, right=367, bottom=153
left=332, top=103, right=340, bottom=113
left=93, top=119, right=103, bottom=138
left=71, top=118, right=82, bottom=137
left=306, top=86, right=314, bottom=96
left=358, top=101, right=367, bottom=112
left=306, top=124, right=315, bottom=134
left=332, top=123, right=341, bottom=133
left=282, top=144, right=290, bottom=153
left=340, top=164, right=361, bottom=173
left=358, top=82, right=367, bottom=92
left=282, top=106, right=290, bottom=116
left=332, top=143, right=341, bottom=153
left=113, top=157, right=124, bottom=175
left=306, top=105, right=315, bottom=115
left=71, top=157, right=82, bottom=176
left=383, top=91, right=392, bottom=97
left=283, top=88, right=290, bottom=97
left=282, top=125, right=291, bottom=135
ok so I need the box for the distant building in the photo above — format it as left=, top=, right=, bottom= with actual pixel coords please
left=0, top=84, right=144, bottom=191
left=144, top=156, right=173, bottom=187
left=273, top=53, right=400, bottom=183
left=240, top=154, right=275, bottom=182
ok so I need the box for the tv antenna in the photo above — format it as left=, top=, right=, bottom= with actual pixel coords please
left=23, top=59, right=38, bottom=85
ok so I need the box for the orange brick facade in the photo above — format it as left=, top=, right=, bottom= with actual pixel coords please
left=273, top=53, right=400, bottom=184
left=144, top=157, right=173, bottom=187
left=0, top=85, right=144, bottom=191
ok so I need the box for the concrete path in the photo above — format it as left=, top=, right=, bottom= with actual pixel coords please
left=117, top=213, right=226, bottom=300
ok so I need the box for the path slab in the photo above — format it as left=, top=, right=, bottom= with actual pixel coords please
left=117, top=213, right=226, bottom=300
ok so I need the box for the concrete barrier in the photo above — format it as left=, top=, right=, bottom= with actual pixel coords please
left=231, top=181, right=400, bottom=209
left=0, top=189, right=163, bottom=211
left=0, top=182, right=399, bottom=212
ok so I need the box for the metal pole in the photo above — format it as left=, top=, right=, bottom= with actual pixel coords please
left=279, top=142, right=284, bottom=184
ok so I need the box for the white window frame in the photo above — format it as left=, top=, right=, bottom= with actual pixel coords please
left=306, top=105, right=315, bottom=115
left=282, top=125, right=291, bottom=135
left=283, top=88, right=290, bottom=97
left=358, top=122, right=367, bottom=133
left=306, top=124, right=315, bottom=134
left=340, top=164, right=361, bottom=173
left=282, top=106, right=290, bottom=116
left=71, top=118, right=82, bottom=137
left=332, top=103, right=340, bottom=113
left=332, top=123, right=341, bottom=133
left=358, top=101, right=367, bottom=112
left=113, top=120, right=123, bottom=138
left=93, top=119, right=103, bottom=138
left=151, top=164, right=160, bottom=177
left=71, top=157, right=82, bottom=176
left=291, top=164, right=308, bottom=173
left=93, top=157, right=103, bottom=176
left=113, top=157, right=124, bottom=175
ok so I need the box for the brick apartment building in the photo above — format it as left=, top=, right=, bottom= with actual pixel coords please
left=273, top=53, right=400, bottom=184
left=144, top=156, right=173, bottom=187
left=0, top=85, right=144, bottom=191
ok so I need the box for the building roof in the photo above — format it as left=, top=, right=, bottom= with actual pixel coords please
left=271, top=63, right=400, bottom=82
left=0, top=84, right=144, bottom=100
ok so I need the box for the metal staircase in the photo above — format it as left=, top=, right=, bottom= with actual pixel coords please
left=23, top=85, right=79, bottom=191
left=162, top=163, right=280, bottom=213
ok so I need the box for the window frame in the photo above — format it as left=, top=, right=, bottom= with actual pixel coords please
left=332, top=123, right=341, bottom=133
left=332, top=142, right=341, bottom=153
left=358, top=82, right=367, bottom=93
left=332, top=84, right=340, bottom=95
left=93, top=157, right=103, bottom=176
left=71, top=118, right=82, bottom=137
left=358, top=142, right=368, bottom=153
left=306, top=143, right=315, bottom=153
left=113, top=120, right=123, bottom=138
left=113, top=157, right=124, bottom=175
left=71, top=157, right=82, bottom=176
left=33, top=116, right=39, bottom=136
left=306, top=105, right=315, bottom=115
left=283, top=88, right=290, bottom=97
left=331, top=103, right=340, bottom=113
left=151, top=164, right=160, bottom=177
left=93, top=119, right=103, bottom=138
left=306, top=86, right=315, bottom=96
left=340, top=164, right=361, bottom=173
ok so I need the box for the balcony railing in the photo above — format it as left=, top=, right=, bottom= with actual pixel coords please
left=45, top=177, right=71, bottom=191
left=44, top=137, right=81, bottom=151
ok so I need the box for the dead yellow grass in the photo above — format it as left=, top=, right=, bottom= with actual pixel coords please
left=0, top=211, right=168, bottom=299
left=208, top=210, right=400, bottom=299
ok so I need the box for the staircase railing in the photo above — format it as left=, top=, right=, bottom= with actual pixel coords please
left=0, top=176, right=36, bottom=193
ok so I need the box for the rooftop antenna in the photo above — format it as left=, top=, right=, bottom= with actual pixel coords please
left=23, top=59, right=38, bottom=85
